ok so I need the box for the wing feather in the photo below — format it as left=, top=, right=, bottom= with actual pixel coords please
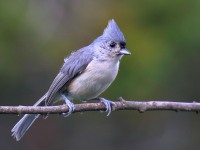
left=45, top=47, right=93, bottom=105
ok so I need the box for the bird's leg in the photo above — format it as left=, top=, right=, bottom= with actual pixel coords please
left=98, top=98, right=116, bottom=116
left=61, top=95, right=75, bottom=117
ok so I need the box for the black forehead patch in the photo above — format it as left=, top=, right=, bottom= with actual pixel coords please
left=120, top=41, right=126, bottom=48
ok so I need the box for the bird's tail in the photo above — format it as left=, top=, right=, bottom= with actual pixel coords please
left=11, top=94, right=47, bottom=141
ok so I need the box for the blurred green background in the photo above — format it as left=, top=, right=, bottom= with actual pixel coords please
left=1, top=0, right=200, bottom=150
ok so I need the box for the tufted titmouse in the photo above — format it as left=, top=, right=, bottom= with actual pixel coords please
left=11, top=19, right=131, bottom=141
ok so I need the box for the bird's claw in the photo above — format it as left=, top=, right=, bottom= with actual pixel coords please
left=99, top=98, right=116, bottom=116
left=62, top=95, right=75, bottom=117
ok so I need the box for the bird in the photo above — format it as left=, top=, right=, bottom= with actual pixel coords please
left=11, top=19, right=131, bottom=141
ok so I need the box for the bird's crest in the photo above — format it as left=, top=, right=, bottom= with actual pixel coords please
left=93, top=19, right=126, bottom=43
left=102, top=19, right=125, bottom=42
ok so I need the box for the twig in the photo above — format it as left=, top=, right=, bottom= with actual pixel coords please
left=0, top=98, right=200, bottom=114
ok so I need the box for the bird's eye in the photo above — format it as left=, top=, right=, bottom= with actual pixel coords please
left=109, top=41, right=116, bottom=48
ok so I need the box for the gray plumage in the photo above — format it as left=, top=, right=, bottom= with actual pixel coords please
left=11, top=19, right=131, bottom=141
left=11, top=94, right=46, bottom=140
left=45, top=47, right=93, bottom=105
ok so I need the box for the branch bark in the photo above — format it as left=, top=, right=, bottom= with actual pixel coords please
left=1, top=98, right=200, bottom=114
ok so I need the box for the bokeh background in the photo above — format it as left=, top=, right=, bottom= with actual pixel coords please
left=1, top=0, right=200, bottom=150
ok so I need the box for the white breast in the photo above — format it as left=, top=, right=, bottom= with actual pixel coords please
left=68, top=59, right=120, bottom=100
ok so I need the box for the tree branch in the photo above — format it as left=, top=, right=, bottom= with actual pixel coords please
left=1, top=98, right=200, bottom=114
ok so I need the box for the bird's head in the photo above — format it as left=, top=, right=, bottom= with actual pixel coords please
left=93, top=19, right=131, bottom=60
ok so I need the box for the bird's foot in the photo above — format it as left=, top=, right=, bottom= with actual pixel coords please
left=62, top=95, right=75, bottom=117
left=99, top=98, right=116, bottom=116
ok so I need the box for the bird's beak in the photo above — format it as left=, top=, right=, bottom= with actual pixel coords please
left=119, top=48, right=131, bottom=55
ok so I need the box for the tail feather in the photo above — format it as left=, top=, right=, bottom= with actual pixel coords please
left=11, top=114, right=40, bottom=141
left=11, top=93, right=47, bottom=141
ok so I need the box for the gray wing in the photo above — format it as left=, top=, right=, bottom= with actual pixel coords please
left=45, top=47, right=93, bottom=105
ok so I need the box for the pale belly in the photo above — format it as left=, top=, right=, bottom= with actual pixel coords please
left=67, top=60, right=119, bottom=100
